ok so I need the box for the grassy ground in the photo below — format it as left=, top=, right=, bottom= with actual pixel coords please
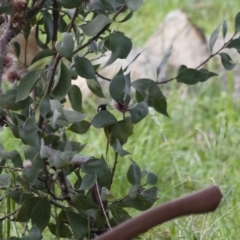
left=1, top=1, right=240, bottom=239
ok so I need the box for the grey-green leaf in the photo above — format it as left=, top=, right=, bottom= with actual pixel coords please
left=109, top=68, right=125, bottom=101
left=65, top=208, right=88, bottom=239
left=129, top=98, right=148, bottom=124
left=80, top=14, right=112, bottom=36
left=209, top=23, right=221, bottom=53
left=104, top=32, right=132, bottom=67
left=68, top=85, right=82, bottom=112
left=91, top=111, right=117, bottom=128
left=222, top=20, right=227, bottom=39
left=176, top=67, right=217, bottom=85
left=31, top=197, right=51, bottom=232
left=147, top=172, right=158, bottom=185
left=55, top=33, right=74, bottom=61
left=75, top=57, right=96, bottom=79
left=126, top=0, right=142, bottom=11
left=219, top=52, right=236, bottom=70
left=16, top=69, right=43, bottom=102
left=235, top=12, right=240, bottom=33
left=156, top=46, right=172, bottom=77
left=127, top=160, right=141, bottom=185
left=51, top=62, right=71, bottom=100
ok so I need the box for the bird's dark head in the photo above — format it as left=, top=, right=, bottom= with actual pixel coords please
left=97, top=104, right=108, bottom=112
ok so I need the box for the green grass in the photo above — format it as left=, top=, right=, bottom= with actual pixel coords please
left=1, top=1, right=240, bottom=239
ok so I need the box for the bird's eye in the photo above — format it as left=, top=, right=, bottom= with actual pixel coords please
left=97, top=104, right=107, bottom=112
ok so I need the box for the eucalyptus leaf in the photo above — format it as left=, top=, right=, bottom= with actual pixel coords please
left=104, top=32, right=132, bottom=67
left=51, top=62, right=71, bottom=100
left=129, top=98, right=148, bottom=124
left=75, top=56, right=96, bottom=79
left=176, top=67, right=217, bottom=85
left=219, top=52, right=236, bottom=70
left=209, top=23, right=221, bottom=53
left=0, top=89, right=33, bottom=111
left=127, top=160, right=141, bottom=185
left=109, top=68, right=125, bottom=102
left=65, top=208, right=88, bottom=239
left=235, top=12, right=240, bottom=33
left=80, top=14, right=112, bottom=36
left=31, top=197, right=51, bottom=232
left=68, top=120, right=91, bottom=134
left=222, top=20, right=227, bottom=39
left=91, top=111, right=117, bottom=128
left=31, top=50, right=56, bottom=64
left=126, top=0, right=142, bottom=11
left=68, top=85, right=82, bottom=112
left=55, top=33, right=74, bottom=61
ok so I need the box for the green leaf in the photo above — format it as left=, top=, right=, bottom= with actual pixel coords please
left=219, top=52, right=236, bottom=70
left=16, top=69, right=43, bottom=102
left=129, top=98, right=148, bottom=124
left=70, top=194, right=97, bottom=209
left=123, top=186, right=158, bottom=211
left=104, top=32, right=132, bottom=66
left=39, top=96, right=51, bottom=119
left=82, top=159, right=109, bottom=178
left=48, top=223, right=72, bottom=238
left=111, top=138, right=130, bottom=157
left=119, top=10, right=134, bottom=23
left=110, top=117, right=133, bottom=145
left=29, top=224, right=42, bottom=240
left=59, top=0, right=83, bottom=8
left=91, top=111, right=117, bottom=128
left=126, top=0, right=142, bottom=11
left=22, top=166, right=42, bottom=185
left=31, top=197, right=51, bottom=232
left=176, top=67, right=217, bottom=85
left=80, top=14, right=111, bottom=36
left=79, top=174, right=96, bottom=190
left=22, top=117, right=40, bottom=148
left=68, top=120, right=91, bottom=134
left=43, top=11, right=53, bottom=45
left=109, top=68, right=125, bottom=102
left=156, top=46, right=172, bottom=77
left=63, top=110, right=86, bottom=123
left=110, top=205, right=131, bottom=225
left=65, top=208, right=88, bottom=239
left=222, top=20, right=227, bottom=39
left=225, top=39, right=240, bottom=53
left=128, top=184, right=140, bottom=199
left=0, top=174, right=11, bottom=186
left=31, top=50, right=56, bottom=64
left=127, top=160, right=141, bottom=185
left=132, top=78, right=168, bottom=117
left=209, top=23, right=221, bottom=53
left=16, top=197, right=41, bottom=222
left=147, top=172, right=158, bottom=185
left=86, top=78, right=105, bottom=98
left=75, top=57, right=96, bottom=79
left=51, top=62, right=71, bottom=100
left=2, top=150, right=22, bottom=167
left=68, top=85, right=82, bottom=112
left=55, top=33, right=74, bottom=61
left=235, top=12, right=240, bottom=33
left=0, top=89, right=33, bottom=111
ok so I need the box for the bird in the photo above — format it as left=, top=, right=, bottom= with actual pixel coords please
left=97, top=104, right=108, bottom=112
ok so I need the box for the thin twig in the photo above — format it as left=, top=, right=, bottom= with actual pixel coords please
left=157, top=32, right=238, bottom=85
left=95, top=179, right=112, bottom=230
left=108, top=152, right=118, bottom=190
left=0, top=208, right=20, bottom=221
left=96, top=72, right=111, bottom=82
